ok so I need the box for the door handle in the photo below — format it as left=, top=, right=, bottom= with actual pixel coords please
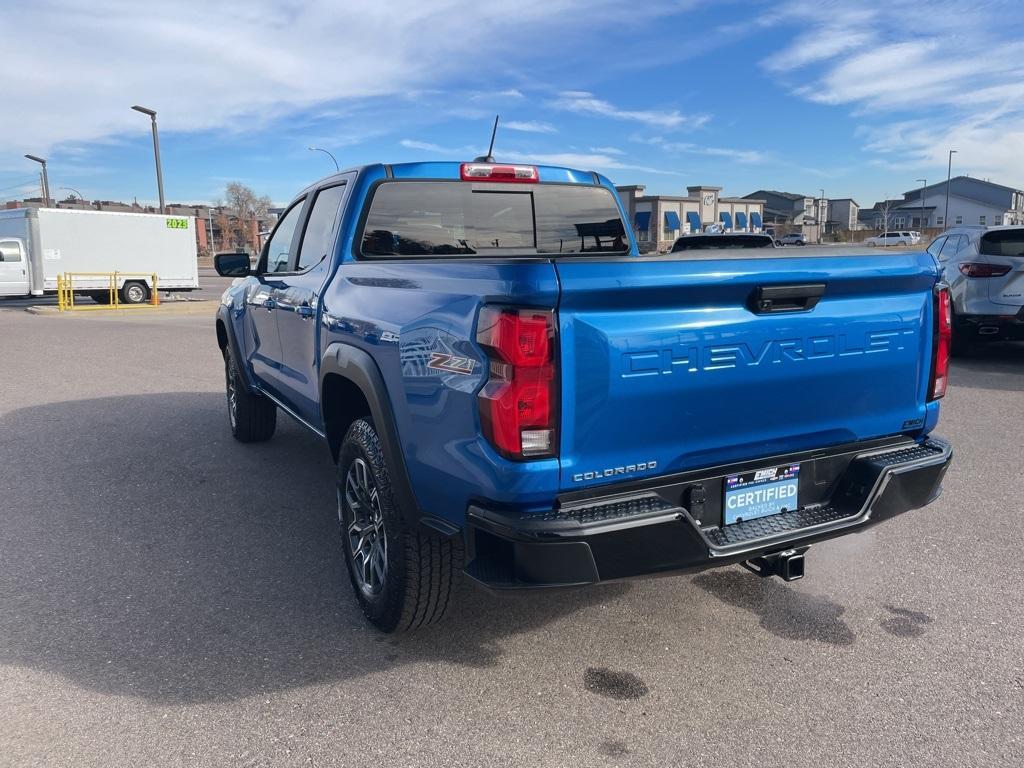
left=749, top=283, right=826, bottom=314
left=295, top=304, right=315, bottom=318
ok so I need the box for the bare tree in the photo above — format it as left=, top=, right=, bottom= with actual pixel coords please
left=224, top=182, right=273, bottom=253
left=877, top=197, right=896, bottom=236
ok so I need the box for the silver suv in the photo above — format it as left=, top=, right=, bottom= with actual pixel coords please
left=926, top=226, right=1024, bottom=352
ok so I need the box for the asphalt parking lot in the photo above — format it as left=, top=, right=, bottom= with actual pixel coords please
left=1, top=301, right=1022, bottom=767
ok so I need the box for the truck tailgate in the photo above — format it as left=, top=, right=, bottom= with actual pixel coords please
left=555, top=253, right=938, bottom=489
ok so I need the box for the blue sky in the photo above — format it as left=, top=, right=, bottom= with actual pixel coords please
left=3, top=0, right=1023, bottom=208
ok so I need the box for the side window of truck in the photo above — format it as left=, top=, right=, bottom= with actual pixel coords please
left=297, top=184, right=346, bottom=271
left=0, top=240, right=22, bottom=261
left=264, top=200, right=305, bottom=273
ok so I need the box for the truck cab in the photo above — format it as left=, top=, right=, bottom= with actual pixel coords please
left=214, top=160, right=953, bottom=633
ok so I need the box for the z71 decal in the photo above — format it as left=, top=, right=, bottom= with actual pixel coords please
left=426, top=352, right=476, bottom=375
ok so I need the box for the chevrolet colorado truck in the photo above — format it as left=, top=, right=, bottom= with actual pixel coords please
left=214, top=160, right=953, bottom=633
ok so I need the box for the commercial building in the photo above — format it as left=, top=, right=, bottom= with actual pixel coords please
left=617, top=184, right=766, bottom=252
left=742, top=190, right=828, bottom=240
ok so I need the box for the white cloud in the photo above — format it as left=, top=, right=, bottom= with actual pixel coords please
left=590, top=146, right=624, bottom=155
left=504, top=120, right=557, bottom=134
left=0, top=1, right=671, bottom=155
left=550, top=91, right=706, bottom=129
left=762, top=0, right=1024, bottom=180
left=640, top=136, right=767, bottom=164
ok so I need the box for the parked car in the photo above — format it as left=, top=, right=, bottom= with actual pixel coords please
left=927, top=226, right=1024, bottom=353
left=213, top=159, right=952, bottom=633
left=670, top=233, right=775, bottom=252
left=910, top=231, right=922, bottom=244
left=776, top=232, right=807, bottom=246
left=865, top=231, right=916, bottom=247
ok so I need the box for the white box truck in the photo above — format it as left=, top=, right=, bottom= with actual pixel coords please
left=0, top=207, right=199, bottom=304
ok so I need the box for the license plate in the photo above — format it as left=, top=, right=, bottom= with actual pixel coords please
left=723, top=464, right=800, bottom=525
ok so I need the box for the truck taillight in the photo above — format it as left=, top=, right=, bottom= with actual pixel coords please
left=476, top=306, right=558, bottom=459
left=930, top=285, right=951, bottom=400
left=460, top=163, right=539, bottom=183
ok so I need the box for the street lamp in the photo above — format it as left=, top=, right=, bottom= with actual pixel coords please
left=944, top=150, right=957, bottom=229
left=308, top=146, right=339, bottom=171
left=24, top=154, right=50, bottom=206
left=131, top=105, right=166, bottom=213
left=59, top=186, right=84, bottom=201
left=819, top=188, right=826, bottom=243
left=915, top=178, right=927, bottom=233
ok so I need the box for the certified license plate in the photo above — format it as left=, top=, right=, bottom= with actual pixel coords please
left=723, top=464, right=800, bottom=525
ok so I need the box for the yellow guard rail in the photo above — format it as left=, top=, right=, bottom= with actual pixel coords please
left=56, top=272, right=160, bottom=311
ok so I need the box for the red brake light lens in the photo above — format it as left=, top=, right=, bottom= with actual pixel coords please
left=460, top=163, right=539, bottom=183
left=958, top=262, right=1012, bottom=278
left=930, top=285, right=951, bottom=400
left=476, top=307, right=557, bottom=459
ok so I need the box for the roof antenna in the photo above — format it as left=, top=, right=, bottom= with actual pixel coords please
left=474, top=115, right=499, bottom=163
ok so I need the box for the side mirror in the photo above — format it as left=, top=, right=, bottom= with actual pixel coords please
left=214, top=251, right=251, bottom=277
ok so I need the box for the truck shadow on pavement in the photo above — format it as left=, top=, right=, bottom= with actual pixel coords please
left=0, top=393, right=630, bottom=705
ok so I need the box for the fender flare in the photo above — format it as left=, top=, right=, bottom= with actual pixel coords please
left=215, top=304, right=257, bottom=394
left=320, top=342, right=439, bottom=531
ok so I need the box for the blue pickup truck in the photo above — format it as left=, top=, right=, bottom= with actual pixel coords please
left=214, top=160, right=953, bottom=632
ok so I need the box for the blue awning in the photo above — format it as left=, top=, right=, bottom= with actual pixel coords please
left=633, top=211, right=651, bottom=230
left=751, top=211, right=762, bottom=228
left=735, top=212, right=748, bottom=229
left=664, top=211, right=680, bottom=230
left=686, top=211, right=701, bottom=232
left=720, top=211, right=733, bottom=230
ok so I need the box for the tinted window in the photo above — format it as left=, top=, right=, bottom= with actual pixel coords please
left=264, top=200, right=304, bottom=273
left=937, top=236, right=962, bottom=260
left=297, top=184, right=346, bottom=270
left=361, top=182, right=627, bottom=256
left=980, top=229, right=1024, bottom=257
left=671, top=235, right=774, bottom=251
left=926, top=237, right=946, bottom=258
left=0, top=241, right=22, bottom=262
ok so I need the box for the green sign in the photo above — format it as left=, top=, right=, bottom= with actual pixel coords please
left=166, top=218, right=189, bottom=229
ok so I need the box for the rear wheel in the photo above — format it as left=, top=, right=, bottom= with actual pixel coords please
left=121, top=281, right=149, bottom=305
left=338, top=418, right=460, bottom=633
left=224, top=350, right=276, bottom=441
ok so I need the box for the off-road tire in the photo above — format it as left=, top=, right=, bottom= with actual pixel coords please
left=224, top=350, right=276, bottom=442
left=338, top=418, right=461, bottom=633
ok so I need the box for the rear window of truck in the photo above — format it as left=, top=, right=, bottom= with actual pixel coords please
left=359, top=182, right=627, bottom=257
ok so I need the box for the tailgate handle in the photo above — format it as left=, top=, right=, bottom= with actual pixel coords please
left=750, top=283, right=825, bottom=314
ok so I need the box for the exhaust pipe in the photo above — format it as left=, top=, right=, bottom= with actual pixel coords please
left=978, top=326, right=1000, bottom=336
left=741, top=547, right=808, bottom=582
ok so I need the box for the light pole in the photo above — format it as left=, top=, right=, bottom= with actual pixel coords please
left=819, top=188, right=826, bottom=243
left=944, top=150, right=957, bottom=229
left=131, top=105, right=166, bottom=213
left=59, top=186, right=84, bottom=201
left=24, top=155, right=50, bottom=206
left=308, top=146, right=339, bottom=171
left=915, top=178, right=927, bottom=233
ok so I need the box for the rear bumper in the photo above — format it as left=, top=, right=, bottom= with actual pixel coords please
left=956, top=309, right=1024, bottom=341
left=464, top=437, right=952, bottom=589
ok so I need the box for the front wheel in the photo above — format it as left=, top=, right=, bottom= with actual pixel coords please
left=338, top=419, right=461, bottom=633
left=224, top=350, right=276, bottom=441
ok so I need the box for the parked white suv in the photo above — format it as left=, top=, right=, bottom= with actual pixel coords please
left=927, top=226, right=1024, bottom=353
left=865, top=231, right=916, bottom=246
left=776, top=232, right=807, bottom=246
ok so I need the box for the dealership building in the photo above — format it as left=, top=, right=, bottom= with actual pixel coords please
left=616, top=184, right=766, bottom=252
